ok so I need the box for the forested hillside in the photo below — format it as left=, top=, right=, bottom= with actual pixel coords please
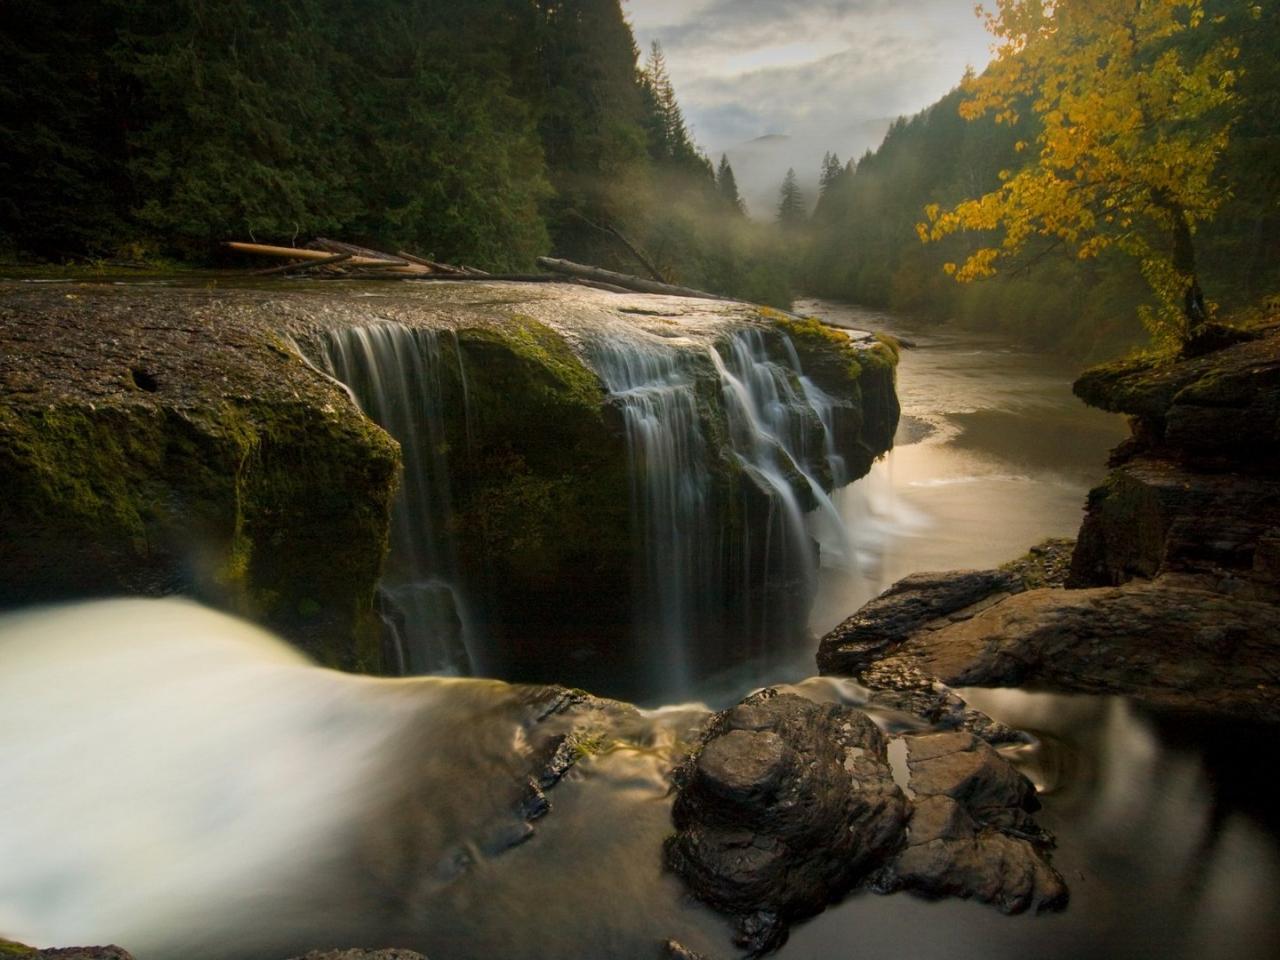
left=804, top=0, right=1279, bottom=357
left=0, top=0, right=789, bottom=303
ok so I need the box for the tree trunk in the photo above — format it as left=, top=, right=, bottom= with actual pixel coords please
left=1152, top=190, right=1207, bottom=337
left=1171, top=207, right=1207, bottom=332
left=536, top=257, right=726, bottom=301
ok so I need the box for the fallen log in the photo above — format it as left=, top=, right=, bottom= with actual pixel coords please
left=223, top=241, right=414, bottom=270
left=310, top=238, right=410, bottom=266
left=395, top=250, right=466, bottom=275
left=536, top=257, right=725, bottom=301
left=252, top=252, right=352, bottom=276
left=566, top=210, right=667, bottom=284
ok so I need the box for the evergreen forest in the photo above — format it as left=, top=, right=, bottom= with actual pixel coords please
left=4, top=0, right=1277, bottom=355
left=0, top=0, right=787, bottom=305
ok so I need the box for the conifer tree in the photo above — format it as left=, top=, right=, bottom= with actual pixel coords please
left=819, top=152, right=844, bottom=198
left=776, top=168, right=807, bottom=228
left=641, top=41, right=708, bottom=175
left=717, top=154, right=746, bottom=215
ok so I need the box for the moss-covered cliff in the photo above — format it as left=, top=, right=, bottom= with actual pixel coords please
left=0, top=280, right=898, bottom=676
left=0, top=284, right=400, bottom=670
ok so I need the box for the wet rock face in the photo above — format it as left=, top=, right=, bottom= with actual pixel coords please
left=1070, top=319, right=1280, bottom=597
left=817, top=569, right=1024, bottom=676
left=0, top=282, right=899, bottom=680
left=666, top=690, right=908, bottom=953
left=665, top=690, right=1063, bottom=955
left=873, top=731, right=1066, bottom=915
left=872, top=580, right=1280, bottom=720
left=819, top=323, right=1280, bottom=724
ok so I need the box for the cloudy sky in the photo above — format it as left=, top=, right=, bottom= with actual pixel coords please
left=626, top=0, right=995, bottom=214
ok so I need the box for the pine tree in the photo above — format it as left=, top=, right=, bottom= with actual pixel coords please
left=819, top=152, right=843, bottom=198
left=641, top=41, right=708, bottom=175
left=776, top=168, right=807, bottom=228
left=717, top=154, right=746, bottom=215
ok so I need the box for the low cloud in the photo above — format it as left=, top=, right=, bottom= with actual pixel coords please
left=627, top=0, right=993, bottom=212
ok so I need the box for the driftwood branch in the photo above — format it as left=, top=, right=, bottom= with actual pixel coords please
left=566, top=210, right=668, bottom=284
left=223, top=241, right=412, bottom=270
left=536, top=257, right=725, bottom=301
left=251, top=252, right=352, bottom=276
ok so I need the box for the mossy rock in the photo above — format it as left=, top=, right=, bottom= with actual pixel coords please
left=0, top=283, right=399, bottom=671
left=0, top=280, right=901, bottom=679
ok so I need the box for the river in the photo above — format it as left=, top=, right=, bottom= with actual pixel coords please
left=2, top=300, right=1278, bottom=960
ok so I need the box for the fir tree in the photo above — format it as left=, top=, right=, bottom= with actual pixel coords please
left=717, top=154, right=746, bottom=215
left=819, top=152, right=843, bottom=198
left=641, top=41, right=708, bottom=175
left=776, top=168, right=807, bottom=228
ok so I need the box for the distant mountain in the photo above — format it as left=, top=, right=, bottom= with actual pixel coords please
left=716, top=120, right=893, bottom=221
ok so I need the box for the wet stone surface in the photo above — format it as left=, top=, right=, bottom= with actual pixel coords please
left=665, top=689, right=1064, bottom=956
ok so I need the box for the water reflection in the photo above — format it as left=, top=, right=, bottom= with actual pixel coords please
left=802, top=299, right=1129, bottom=635
left=786, top=689, right=1280, bottom=960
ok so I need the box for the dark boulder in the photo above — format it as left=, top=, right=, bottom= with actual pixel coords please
left=665, top=690, right=1064, bottom=955
left=665, top=690, right=908, bottom=953
left=872, top=731, right=1065, bottom=913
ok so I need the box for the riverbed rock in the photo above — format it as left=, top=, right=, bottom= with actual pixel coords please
left=817, top=569, right=1024, bottom=676
left=666, top=689, right=908, bottom=953
left=867, top=580, right=1280, bottom=719
left=660, top=941, right=713, bottom=960
left=870, top=731, right=1066, bottom=914
left=821, top=315, right=1280, bottom=723
left=665, top=689, right=1063, bottom=954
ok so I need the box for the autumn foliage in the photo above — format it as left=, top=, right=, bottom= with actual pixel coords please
left=920, top=0, right=1249, bottom=346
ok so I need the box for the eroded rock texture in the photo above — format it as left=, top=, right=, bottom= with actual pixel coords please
left=665, top=690, right=1062, bottom=955
left=874, top=731, right=1065, bottom=914
left=819, top=317, right=1280, bottom=723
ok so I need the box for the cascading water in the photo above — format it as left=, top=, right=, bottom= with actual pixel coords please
left=587, top=339, right=715, bottom=692
left=709, top=328, right=852, bottom=655
left=313, top=323, right=476, bottom=676
left=587, top=324, right=854, bottom=693
left=307, top=316, right=857, bottom=695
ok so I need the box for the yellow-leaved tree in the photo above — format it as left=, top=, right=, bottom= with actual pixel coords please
left=919, top=0, right=1246, bottom=347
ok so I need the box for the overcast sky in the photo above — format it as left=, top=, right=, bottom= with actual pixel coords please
left=625, top=0, right=995, bottom=214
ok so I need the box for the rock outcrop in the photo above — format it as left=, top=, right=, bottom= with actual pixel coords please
left=665, top=689, right=1063, bottom=955
left=819, top=317, right=1280, bottom=723
left=1, top=280, right=897, bottom=676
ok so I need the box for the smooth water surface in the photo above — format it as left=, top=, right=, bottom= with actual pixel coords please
left=805, top=298, right=1130, bottom=637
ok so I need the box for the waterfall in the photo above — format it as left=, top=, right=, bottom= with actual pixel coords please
left=306, top=317, right=855, bottom=694
left=313, top=323, right=476, bottom=676
left=710, top=328, right=852, bottom=654
left=588, top=325, right=853, bottom=692
left=587, top=339, right=714, bottom=690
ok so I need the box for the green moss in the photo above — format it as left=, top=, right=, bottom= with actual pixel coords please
left=570, top=730, right=611, bottom=760
left=873, top=332, right=902, bottom=361
left=1000, top=538, right=1076, bottom=589
left=469, top=314, right=605, bottom=409
left=0, top=940, right=36, bottom=957
left=443, top=319, right=633, bottom=644
left=0, top=391, right=399, bottom=672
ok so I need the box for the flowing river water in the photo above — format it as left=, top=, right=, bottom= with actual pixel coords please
left=2, top=299, right=1278, bottom=959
